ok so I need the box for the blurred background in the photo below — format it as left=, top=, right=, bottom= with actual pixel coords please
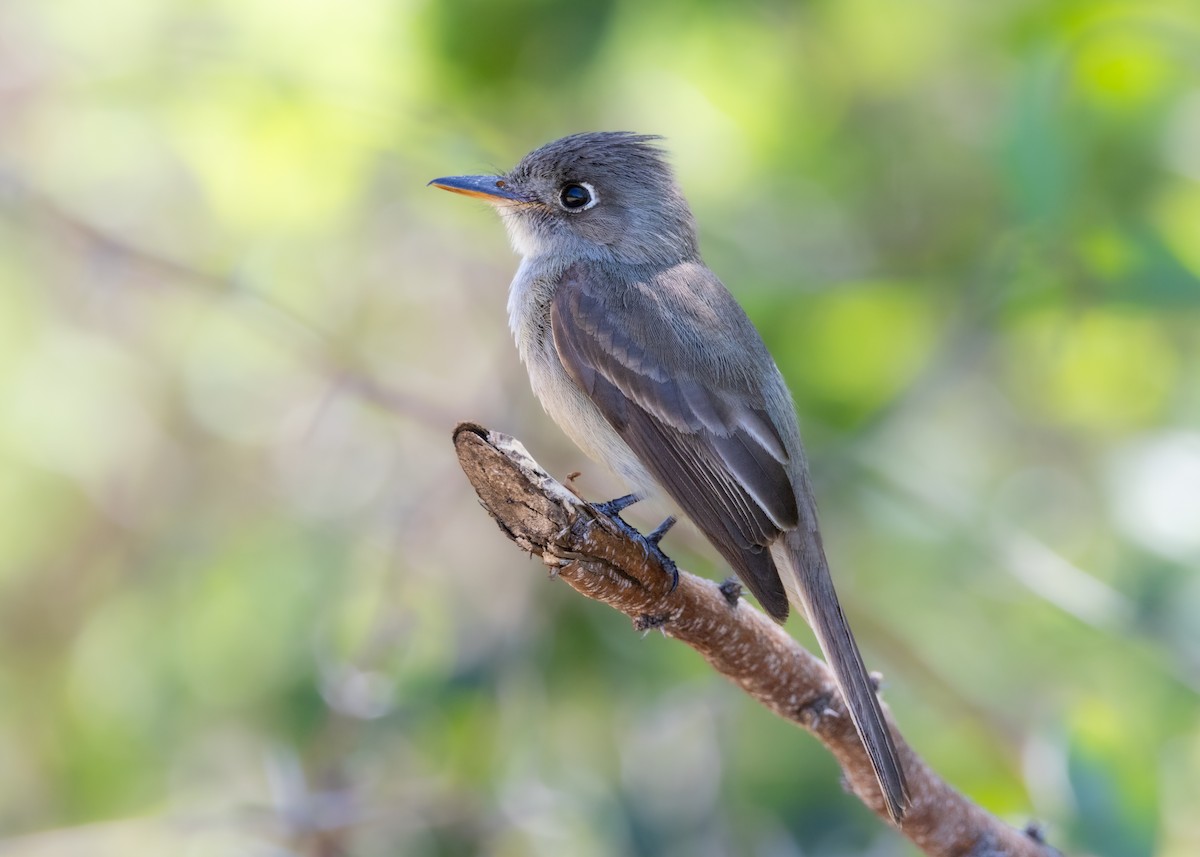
left=0, top=0, right=1198, bottom=855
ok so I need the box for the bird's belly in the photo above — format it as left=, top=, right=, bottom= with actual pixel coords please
left=525, top=338, right=658, bottom=495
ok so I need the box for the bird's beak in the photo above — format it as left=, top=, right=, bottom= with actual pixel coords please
left=427, top=174, right=526, bottom=203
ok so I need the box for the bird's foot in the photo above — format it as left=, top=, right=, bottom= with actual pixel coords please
left=646, top=515, right=676, bottom=546
left=591, top=493, right=640, bottom=518
left=589, top=495, right=679, bottom=591
left=718, top=577, right=743, bottom=608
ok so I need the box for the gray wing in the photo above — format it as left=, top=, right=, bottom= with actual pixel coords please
left=550, top=262, right=798, bottom=620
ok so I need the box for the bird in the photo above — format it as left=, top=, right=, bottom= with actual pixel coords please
left=429, top=131, right=909, bottom=821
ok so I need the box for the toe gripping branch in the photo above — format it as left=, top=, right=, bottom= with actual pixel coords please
left=590, top=494, right=680, bottom=590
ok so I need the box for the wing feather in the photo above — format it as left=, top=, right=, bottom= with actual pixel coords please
left=551, top=262, right=798, bottom=618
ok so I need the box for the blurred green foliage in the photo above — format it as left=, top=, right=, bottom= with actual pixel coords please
left=1, top=0, right=1199, bottom=855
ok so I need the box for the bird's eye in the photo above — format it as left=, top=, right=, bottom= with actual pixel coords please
left=559, top=182, right=595, bottom=210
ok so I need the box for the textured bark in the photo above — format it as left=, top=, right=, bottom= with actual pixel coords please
left=453, top=422, right=1062, bottom=857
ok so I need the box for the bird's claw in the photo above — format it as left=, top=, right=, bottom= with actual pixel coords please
left=588, top=497, right=679, bottom=591
left=591, top=493, right=641, bottom=518
left=646, top=515, right=676, bottom=546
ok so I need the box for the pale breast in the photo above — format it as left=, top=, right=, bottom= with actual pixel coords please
left=508, top=260, right=657, bottom=494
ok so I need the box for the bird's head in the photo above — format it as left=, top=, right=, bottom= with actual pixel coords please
left=430, top=131, right=698, bottom=266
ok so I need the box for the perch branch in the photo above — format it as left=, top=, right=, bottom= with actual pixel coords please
left=453, top=422, right=1062, bottom=857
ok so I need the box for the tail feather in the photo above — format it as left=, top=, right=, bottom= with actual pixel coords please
left=776, top=533, right=910, bottom=822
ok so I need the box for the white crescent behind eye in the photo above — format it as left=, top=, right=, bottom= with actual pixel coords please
left=578, top=181, right=598, bottom=210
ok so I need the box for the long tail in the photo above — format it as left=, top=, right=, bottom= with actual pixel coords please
left=776, top=530, right=910, bottom=822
